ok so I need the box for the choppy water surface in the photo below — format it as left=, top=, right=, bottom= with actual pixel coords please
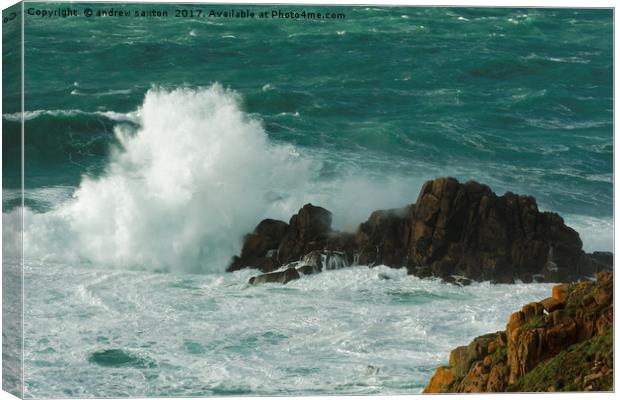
left=24, top=263, right=553, bottom=397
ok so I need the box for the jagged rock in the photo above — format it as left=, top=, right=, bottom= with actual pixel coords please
left=487, top=338, right=501, bottom=354
left=540, top=297, right=564, bottom=313
left=467, top=335, right=495, bottom=362
left=596, top=271, right=613, bottom=283
left=507, top=311, right=525, bottom=334
left=424, top=273, right=614, bottom=393
left=408, top=265, right=432, bottom=278
left=522, top=302, right=544, bottom=320
left=455, top=361, right=489, bottom=392
left=408, top=178, right=584, bottom=283
left=248, top=267, right=300, bottom=285
left=423, top=366, right=454, bottom=393
left=520, top=273, right=533, bottom=283
left=550, top=309, right=567, bottom=326
left=592, top=286, right=611, bottom=306
left=228, top=177, right=609, bottom=284
left=552, top=284, right=569, bottom=302
left=449, top=346, right=473, bottom=379
left=492, top=275, right=516, bottom=284
left=507, top=327, right=542, bottom=384
left=278, top=204, right=333, bottom=264
left=584, top=372, right=603, bottom=384
left=545, top=320, right=578, bottom=354
left=227, top=219, right=289, bottom=272
left=325, top=231, right=357, bottom=265
left=578, top=252, right=614, bottom=277
left=486, top=362, right=508, bottom=392
left=497, top=331, right=508, bottom=346
left=227, top=204, right=354, bottom=274
left=300, top=250, right=349, bottom=272
left=300, top=250, right=323, bottom=271
left=356, top=206, right=412, bottom=267
left=296, top=265, right=319, bottom=275
left=453, top=276, right=472, bottom=286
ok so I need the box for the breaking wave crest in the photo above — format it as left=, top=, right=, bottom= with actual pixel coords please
left=12, top=85, right=314, bottom=272
left=4, top=85, right=612, bottom=273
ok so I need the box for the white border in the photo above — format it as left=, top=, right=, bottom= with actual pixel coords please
left=0, top=1, right=617, bottom=400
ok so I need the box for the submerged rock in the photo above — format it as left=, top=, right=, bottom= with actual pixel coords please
left=248, top=267, right=300, bottom=285
left=296, top=264, right=319, bottom=275
left=228, top=177, right=611, bottom=284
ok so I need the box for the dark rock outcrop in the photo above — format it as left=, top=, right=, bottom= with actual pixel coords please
left=297, top=250, right=350, bottom=272
left=227, top=204, right=355, bottom=274
left=356, top=206, right=413, bottom=267
left=296, top=264, right=319, bottom=275
left=227, top=177, right=612, bottom=284
left=228, top=219, right=288, bottom=272
left=248, top=267, right=300, bottom=285
left=406, top=177, right=584, bottom=283
left=577, top=251, right=614, bottom=278
left=424, top=272, right=613, bottom=393
left=277, top=204, right=333, bottom=265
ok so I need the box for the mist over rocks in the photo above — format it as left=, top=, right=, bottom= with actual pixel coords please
left=228, top=177, right=613, bottom=285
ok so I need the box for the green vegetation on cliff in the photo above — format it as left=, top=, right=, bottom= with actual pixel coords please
left=509, top=326, right=612, bottom=392
left=424, top=272, right=613, bottom=393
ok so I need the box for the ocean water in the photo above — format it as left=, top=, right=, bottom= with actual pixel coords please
left=1, top=4, right=613, bottom=397
left=21, top=263, right=555, bottom=397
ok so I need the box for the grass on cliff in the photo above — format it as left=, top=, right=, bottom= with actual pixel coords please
left=508, top=327, right=613, bottom=392
left=522, top=315, right=546, bottom=330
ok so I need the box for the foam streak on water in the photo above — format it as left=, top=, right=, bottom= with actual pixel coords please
left=23, top=263, right=553, bottom=397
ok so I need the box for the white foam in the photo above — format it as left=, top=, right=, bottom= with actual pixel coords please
left=16, top=85, right=313, bottom=273
left=563, top=214, right=613, bottom=252
left=71, top=88, right=133, bottom=97
left=6, top=85, right=612, bottom=273
left=22, top=262, right=556, bottom=397
left=2, top=109, right=140, bottom=123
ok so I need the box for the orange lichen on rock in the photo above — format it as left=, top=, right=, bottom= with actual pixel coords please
left=423, top=272, right=613, bottom=393
left=423, top=366, right=454, bottom=393
left=552, top=283, right=569, bottom=302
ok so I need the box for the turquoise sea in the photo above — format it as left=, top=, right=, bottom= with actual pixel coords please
left=2, top=3, right=613, bottom=397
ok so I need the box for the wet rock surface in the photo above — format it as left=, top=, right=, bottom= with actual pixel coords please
left=228, top=178, right=612, bottom=284
left=248, top=267, right=300, bottom=285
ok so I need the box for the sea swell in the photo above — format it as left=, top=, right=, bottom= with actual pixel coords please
left=2, top=84, right=614, bottom=273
